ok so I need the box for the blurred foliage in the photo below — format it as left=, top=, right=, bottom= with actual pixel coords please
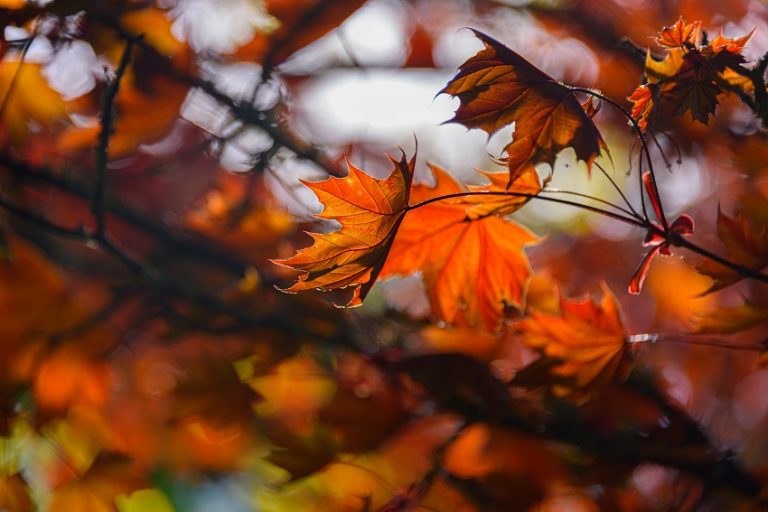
left=0, top=0, right=767, bottom=511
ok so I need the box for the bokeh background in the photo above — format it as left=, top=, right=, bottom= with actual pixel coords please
left=1, top=0, right=767, bottom=510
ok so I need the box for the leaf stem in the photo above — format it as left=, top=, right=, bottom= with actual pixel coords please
left=570, top=87, right=669, bottom=229
left=594, top=161, right=642, bottom=218
left=669, top=232, right=768, bottom=285
left=628, top=333, right=764, bottom=352
left=406, top=191, right=648, bottom=228
left=539, top=188, right=640, bottom=219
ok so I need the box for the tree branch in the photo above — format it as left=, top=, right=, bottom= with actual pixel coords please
left=92, top=36, right=138, bottom=236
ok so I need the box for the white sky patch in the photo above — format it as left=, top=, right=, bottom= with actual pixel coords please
left=43, top=40, right=99, bottom=99
left=295, top=68, right=491, bottom=179
left=300, top=70, right=450, bottom=141
left=279, top=0, right=407, bottom=74
left=337, top=0, right=408, bottom=66
left=170, top=0, right=275, bottom=53
left=3, top=27, right=53, bottom=63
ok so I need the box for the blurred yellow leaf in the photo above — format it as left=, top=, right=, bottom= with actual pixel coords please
left=116, top=488, right=175, bottom=512
left=0, top=60, right=69, bottom=143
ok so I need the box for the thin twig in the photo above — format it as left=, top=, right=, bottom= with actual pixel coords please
left=407, top=191, right=648, bottom=228
left=539, top=188, right=641, bottom=219
left=670, top=231, right=768, bottom=285
left=0, top=152, right=251, bottom=276
left=628, top=333, right=764, bottom=352
left=92, top=37, right=138, bottom=236
left=594, top=161, right=641, bottom=218
left=94, top=14, right=341, bottom=178
left=570, top=87, right=669, bottom=229
left=0, top=30, right=36, bottom=122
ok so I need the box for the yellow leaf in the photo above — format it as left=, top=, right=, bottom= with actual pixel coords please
left=0, top=60, right=69, bottom=143
left=116, top=489, right=175, bottom=512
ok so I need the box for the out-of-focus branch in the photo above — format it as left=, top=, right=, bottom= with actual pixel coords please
left=0, top=152, right=250, bottom=276
left=389, top=354, right=763, bottom=501
left=92, top=37, right=137, bottom=236
left=95, top=14, right=343, bottom=177
left=0, top=188, right=359, bottom=347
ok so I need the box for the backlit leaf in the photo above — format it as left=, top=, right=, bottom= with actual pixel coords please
left=440, top=29, right=607, bottom=183
left=696, top=208, right=768, bottom=292
left=695, top=298, right=768, bottom=334
left=380, top=164, right=539, bottom=330
left=0, top=473, right=33, bottom=512
left=629, top=18, right=754, bottom=130
left=0, top=60, right=69, bottom=143
left=273, top=153, right=414, bottom=307
left=514, top=283, right=628, bottom=397
left=49, top=457, right=145, bottom=512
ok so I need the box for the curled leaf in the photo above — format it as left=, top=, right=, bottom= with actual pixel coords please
left=440, top=29, right=607, bottom=183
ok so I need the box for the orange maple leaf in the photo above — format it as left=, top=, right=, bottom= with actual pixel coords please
left=380, top=164, right=539, bottom=331
left=440, top=29, right=607, bottom=183
left=273, top=152, right=415, bottom=307
left=696, top=208, right=768, bottom=293
left=695, top=298, right=768, bottom=334
left=656, top=18, right=702, bottom=49
left=629, top=18, right=754, bottom=131
left=514, top=283, right=628, bottom=397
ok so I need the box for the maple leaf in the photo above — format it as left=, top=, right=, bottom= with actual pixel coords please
left=629, top=18, right=754, bottom=131
left=656, top=18, right=702, bottom=49
left=440, top=29, right=607, bottom=183
left=465, top=166, right=542, bottom=218
left=696, top=208, right=768, bottom=293
left=514, top=283, right=628, bottom=397
left=380, top=164, right=539, bottom=331
left=273, top=152, right=414, bottom=307
left=695, top=298, right=768, bottom=334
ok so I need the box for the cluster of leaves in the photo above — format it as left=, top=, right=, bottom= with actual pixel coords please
left=0, top=1, right=767, bottom=511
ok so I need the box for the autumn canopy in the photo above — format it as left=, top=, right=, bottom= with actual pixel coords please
left=0, top=1, right=768, bottom=511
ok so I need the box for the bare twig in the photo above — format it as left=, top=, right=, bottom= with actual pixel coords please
left=92, top=37, right=138, bottom=236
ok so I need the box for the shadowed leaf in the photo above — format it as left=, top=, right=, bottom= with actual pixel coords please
left=440, top=29, right=607, bottom=183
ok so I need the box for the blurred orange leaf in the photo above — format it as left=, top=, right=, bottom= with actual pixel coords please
left=514, top=283, right=628, bottom=397
left=235, top=0, right=367, bottom=63
left=440, top=29, right=607, bottom=183
left=186, top=172, right=295, bottom=256
left=0, top=473, right=33, bottom=512
left=49, top=457, right=144, bottom=512
left=695, top=298, right=768, bottom=334
left=696, top=208, right=768, bottom=292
